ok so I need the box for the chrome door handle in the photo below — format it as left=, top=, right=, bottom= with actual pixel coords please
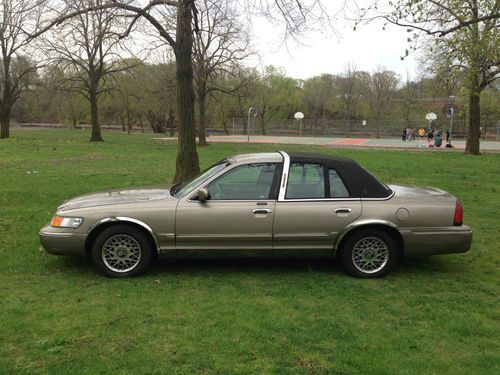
left=253, top=208, right=272, bottom=214
left=334, top=208, right=352, bottom=213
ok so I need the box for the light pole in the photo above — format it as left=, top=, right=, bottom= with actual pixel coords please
left=247, top=107, right=259, bottom=142
left=447, top=107, right=454, bottom=147
left=443, top=97, right=457, bottom=148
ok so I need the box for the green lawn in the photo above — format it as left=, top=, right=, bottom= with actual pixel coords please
left=1, top=129, right=499, bottom=374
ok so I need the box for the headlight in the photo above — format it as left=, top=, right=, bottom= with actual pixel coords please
left=51, top=216, right=84, bottom=228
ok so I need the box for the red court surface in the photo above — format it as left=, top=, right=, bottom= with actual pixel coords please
left=329, top=138, right=369, bottom=146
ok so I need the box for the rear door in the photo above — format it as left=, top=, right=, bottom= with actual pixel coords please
left=273, top=160, right=362, bottom=254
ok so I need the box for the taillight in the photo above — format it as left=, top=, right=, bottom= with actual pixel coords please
left=454, top=200, right=463, bottom=226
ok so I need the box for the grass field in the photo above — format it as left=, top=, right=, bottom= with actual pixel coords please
left=1, top=129, right=499, bottom=374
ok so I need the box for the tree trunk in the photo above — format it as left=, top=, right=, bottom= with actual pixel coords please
left=89, top=89, right=103, bottom=142
left=127, top=111, right=132, bottom=135
left=197, top=90, right=208, bottom=146
left=138, top=114, right=144, bottom=133
left=222, top=116, right=229, bottom=135
left=0, top=58, right=11, bottom=139
left=376, top=113, right=381, bottom=139
left=173, top=0, right=200, bottom=183
left=168, top=107, right=175, bottom=137
left=465, top=90, right=481, bottom=155
left=0, top=110, right=11, bottom=139
left=119, top=114, right=126, bottom=132
left=258, top=113, right=266, bottom=135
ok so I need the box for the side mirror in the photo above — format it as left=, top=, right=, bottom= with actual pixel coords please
left=197, top=188, right=209, bottom=202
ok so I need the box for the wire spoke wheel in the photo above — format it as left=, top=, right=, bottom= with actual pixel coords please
left=351, top=236, right=389, bottom=274
left=101, top=234, right=142, bottom=273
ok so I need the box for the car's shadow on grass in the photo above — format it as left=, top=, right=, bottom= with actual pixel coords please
left=49, top=254, right=464, bottom=279
left=149, top=257, right=343, bottom=277
left=149, top=256, right=463, bottom=278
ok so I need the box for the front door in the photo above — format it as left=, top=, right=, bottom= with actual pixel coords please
left=175, top=162, right=279, bottom=255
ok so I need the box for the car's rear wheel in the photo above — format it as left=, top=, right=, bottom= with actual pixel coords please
left=340, top=229, right=397, bottom=278
left=91, top=225, right=154, bottom=278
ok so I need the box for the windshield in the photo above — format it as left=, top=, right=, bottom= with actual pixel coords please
left=172, top=161, right=228, bottom=198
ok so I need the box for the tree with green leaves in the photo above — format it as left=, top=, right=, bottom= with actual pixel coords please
left=302, top=74, right=336, bottom=129
left=360, top=0, right=499, bottom=154
left=252, top=66, right=302, bottom=134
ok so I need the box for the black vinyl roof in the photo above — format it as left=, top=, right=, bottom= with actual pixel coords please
left=287, top=152, right=393, bottom=198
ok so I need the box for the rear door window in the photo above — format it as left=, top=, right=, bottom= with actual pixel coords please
left=286, top=163, right=325, bottom=199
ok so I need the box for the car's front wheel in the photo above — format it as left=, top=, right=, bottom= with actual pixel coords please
left=340, top=229, right=398, bottom=278
left=91, top=225, right=154, bottom=278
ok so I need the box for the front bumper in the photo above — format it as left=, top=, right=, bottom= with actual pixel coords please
left=401, top=225, right=473, bottom=256
left=39, top=224, right=87, bottom=257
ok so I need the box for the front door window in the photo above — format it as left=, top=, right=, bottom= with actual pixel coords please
left=207, top=163, right=277, bottom=200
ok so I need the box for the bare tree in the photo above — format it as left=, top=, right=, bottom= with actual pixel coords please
left=42, top=0, right=133, bottom=141
left=369, top=67, right=399, bottom=138
left=401, top=71, right=418, bottom=130
left=36, top=0, right=330, bottom=181
left=193, top=0, right=251, bottom=146
left=240, top=0, right=331, bottom=38
left=335, top=63, right=364, bottom=120
left=0, top=0, right=49, bottom=139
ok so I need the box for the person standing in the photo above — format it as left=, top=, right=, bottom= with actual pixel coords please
left=406, top=127, right=412, bottom=141
left=402, top=128, right=407, bottom=141
left=418, top=128, right=425, bottom=139
left=434, top=131, right=443, bottom=147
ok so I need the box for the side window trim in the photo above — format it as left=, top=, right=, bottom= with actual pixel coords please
left=324, top=164, right=331, bottom=198
left=278, top=151, right=290, bottom=201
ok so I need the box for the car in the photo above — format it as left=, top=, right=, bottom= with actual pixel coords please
left=39, top=152, right=472, bottom=278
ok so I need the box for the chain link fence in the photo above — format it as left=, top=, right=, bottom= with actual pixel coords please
left=219, top=117, right=499, bottom=140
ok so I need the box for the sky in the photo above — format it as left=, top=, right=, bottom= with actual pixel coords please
left=249, top=2, right=419, bottom=80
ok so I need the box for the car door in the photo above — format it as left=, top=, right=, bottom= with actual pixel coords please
left=175, top=162, right=280, bottom=255
left=273, top=161, right=362, bottom=255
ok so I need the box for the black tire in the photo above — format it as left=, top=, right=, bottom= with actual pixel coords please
left=340, top=229, right=398, bottom=278
left=91, top=225, right=154, bottom=278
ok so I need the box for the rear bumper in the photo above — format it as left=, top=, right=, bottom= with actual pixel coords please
left=39, top=224, right=87, bottom=257
left=401, top=225, right=472, bottom=256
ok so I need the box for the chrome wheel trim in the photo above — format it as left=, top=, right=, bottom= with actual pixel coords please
left=351, top=236, right=389, bottom=274
left=101, top=234, right=142, bottom=273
